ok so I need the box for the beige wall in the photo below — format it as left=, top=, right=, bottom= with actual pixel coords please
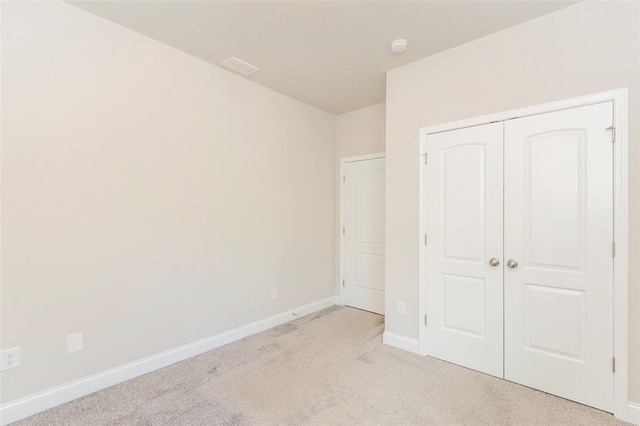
left=336, top=103, right=386, bottom=160
left=1, top=1, right=335, bottom=403
left=385, top=1, right=640, bottom=402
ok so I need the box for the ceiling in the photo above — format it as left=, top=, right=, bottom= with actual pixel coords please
left=67, top=1, right=576, bottom=115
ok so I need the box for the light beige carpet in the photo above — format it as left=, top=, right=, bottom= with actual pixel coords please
left=15, top=306, right=628, bottom=425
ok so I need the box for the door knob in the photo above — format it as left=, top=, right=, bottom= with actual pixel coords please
left=507, top=259, right=519, bottom=269
left=489, top=258, right=500, bottom=267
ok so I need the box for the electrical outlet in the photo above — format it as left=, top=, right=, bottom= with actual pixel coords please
left=397, top=301, right=406, bottom=316
left=270, top=287, right=278, bottom=300
left=67, top=333, right=83, bottom=354
left=1, top=347, right=20, bottom=371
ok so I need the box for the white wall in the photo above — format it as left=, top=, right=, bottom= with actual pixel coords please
left=334, top=103, right=386, bottom=290
left=1, top=1, right=335, bottom=403
left=385, top=1, right=640, bottom=402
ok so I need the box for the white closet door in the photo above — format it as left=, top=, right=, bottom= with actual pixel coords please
left=342, top=157, right=385, bottom=314
left=425, top=122, right=504, bottom=378
left=504, top=102, right=614, bottom=412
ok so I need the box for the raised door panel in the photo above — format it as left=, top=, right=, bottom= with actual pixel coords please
left=526, top=130, right=586, bottom=271
left=354, top=171, right=385, bottom=246
left=524, top=284, right=585, bottom=359
left=442, top=274, right=486, bottom=337
left=442, top=145, right=486, bottom=262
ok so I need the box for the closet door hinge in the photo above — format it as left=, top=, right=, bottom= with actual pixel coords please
left=342, top=227, right=345, bottom=235
left=342, top=279, right=345, bottom=287
left=343, top=175, right=345, bottom=183
left=424, top=314, right=428, bottom=326
left=612, top=357, right=616, bottom=373
left=612, top=241, right=616, bottom=258
left=607, top=126, right=616, bottom=143
left=424, top=153, right=428, bottom=165
left=424, top=234, right=428, bottom=245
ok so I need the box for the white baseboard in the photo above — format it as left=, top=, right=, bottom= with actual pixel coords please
left=628, top=402, right=640, bottom=425
left=0, top=296, right=339, bottom=425
left=382, top=331, right=420, bottom=354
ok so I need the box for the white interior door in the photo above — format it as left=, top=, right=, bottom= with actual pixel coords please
left=504, top=102, right=614, bottom=412
left=342, top=156, right=385, bottom=314
left=425, top=123, right=504, bottom=377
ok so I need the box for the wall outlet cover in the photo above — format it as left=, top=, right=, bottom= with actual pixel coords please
left=67, top=333, right=83, bottom=354
left=1, top=347, right=21, bottom=371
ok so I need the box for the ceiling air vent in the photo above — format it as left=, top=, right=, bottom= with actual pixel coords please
left=221, top=57, right=259, bottom=76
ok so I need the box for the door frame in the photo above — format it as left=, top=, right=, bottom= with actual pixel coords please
left=339, top=152, right=386, bottom=307
left=417, top=88, right=629, bottom=421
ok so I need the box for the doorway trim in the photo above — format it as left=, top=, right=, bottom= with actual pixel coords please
left=417, top=88, right=629, bottom=421
left=339, top=152, right=386, bottom=307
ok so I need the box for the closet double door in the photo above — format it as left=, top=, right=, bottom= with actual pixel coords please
left=425, top=102, right=614, bottom=412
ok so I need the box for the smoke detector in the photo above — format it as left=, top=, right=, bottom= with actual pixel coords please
left=390, top=39, right=408, bottom=53
left=222, top=57, right=259, bottom=76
